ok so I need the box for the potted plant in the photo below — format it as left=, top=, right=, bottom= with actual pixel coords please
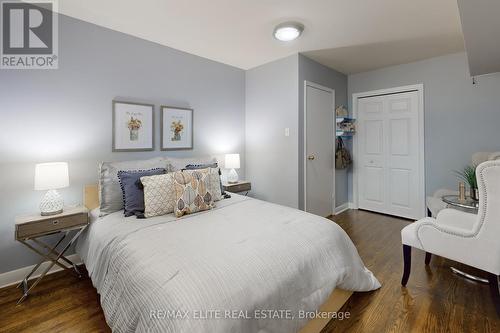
left=454, top=165, right=479, bottom=201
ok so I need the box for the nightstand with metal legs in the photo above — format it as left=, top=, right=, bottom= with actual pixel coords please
left=14, top=206, right=89, bottom=304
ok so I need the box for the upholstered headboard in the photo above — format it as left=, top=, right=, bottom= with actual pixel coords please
left=84, top=184, right=99, bottom=210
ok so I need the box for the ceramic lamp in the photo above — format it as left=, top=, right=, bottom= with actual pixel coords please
left=34, top=162, right=69, bottom=216
left=225, top=154, right=240, bottom=184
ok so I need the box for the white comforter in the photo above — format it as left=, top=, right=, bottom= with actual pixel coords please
left=76, top=195, right=380, bottom=333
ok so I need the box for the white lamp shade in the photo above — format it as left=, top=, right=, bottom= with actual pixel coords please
left=225, top=154, right=240, bottom=169
left=34, top=162, right=69, bottom=191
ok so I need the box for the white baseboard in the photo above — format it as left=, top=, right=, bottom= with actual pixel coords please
left=0, top=253, right=82, bottom=289
left=334, top=202, right=355, bottom=215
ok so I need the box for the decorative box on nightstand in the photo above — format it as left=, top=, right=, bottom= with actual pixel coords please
left=223, top=181, right=251, bottom=195
left=14, top=206, right=89, bottom=303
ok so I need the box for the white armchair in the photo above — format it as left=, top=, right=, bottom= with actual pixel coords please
left=401, top=160, right=500, bottom=317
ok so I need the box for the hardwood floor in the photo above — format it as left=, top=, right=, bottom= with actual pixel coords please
left=0, top=267, right=110, bottom=333
left=0, top=209, right=497, bottom=332
left=324, top=209, right=499, bottom=333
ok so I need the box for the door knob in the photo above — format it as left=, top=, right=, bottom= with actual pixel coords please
left=307, top=155, right=315, bottom=160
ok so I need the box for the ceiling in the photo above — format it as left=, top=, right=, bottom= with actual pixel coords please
left=457, top=0, right=500, bottom=76
left=57, top=0, right=465, bottom=74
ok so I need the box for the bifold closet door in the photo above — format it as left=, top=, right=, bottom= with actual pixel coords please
left=357, top=91, right=421, bottom=219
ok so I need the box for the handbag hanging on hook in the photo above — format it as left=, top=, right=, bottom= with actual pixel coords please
left=335, top=137, right=352, bottom=169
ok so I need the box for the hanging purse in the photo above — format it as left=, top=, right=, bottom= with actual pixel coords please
left=335, top=137, right=352, bottom=169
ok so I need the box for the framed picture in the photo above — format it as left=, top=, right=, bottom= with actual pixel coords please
left=112, top=101, right=154, bottom=152
left=161, top=106, right=193, bottom=150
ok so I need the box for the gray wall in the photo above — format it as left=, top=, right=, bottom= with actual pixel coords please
left=298, top=54, right=348, bottom=209
left=348, top=52, right=500, bottom=201
left=0, top=14, right=245, bottom=274
left=245, top=54, right=349, bottom=211
left=245, top=55, right=299, bottom=208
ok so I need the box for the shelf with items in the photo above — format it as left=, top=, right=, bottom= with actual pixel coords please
left=335, top=117, right=356, bottom=123
left=336, top=117, right=356, bottom=138
left=336, top=130, right=355, bottom=137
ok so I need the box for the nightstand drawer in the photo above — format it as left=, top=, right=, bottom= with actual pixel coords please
left=224, top=182, right=251, bottom=193
left=16, top=213, right=88, bottom=240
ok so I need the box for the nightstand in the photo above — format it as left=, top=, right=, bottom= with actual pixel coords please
left=223, top=181, right=251, bottom=195
left=15, top=206, right=89, bottom=304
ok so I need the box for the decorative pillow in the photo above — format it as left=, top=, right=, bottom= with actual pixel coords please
left=117, top=168, right=165, bottom=218
left=173, top=168, right=218, bottom=217
left=141, top=173, right=177, bottom=218
left=184, top=162, right=225, bottom=198
left=99, top=157, right=169, bottom=216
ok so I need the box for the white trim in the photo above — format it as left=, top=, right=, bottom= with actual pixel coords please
left=334, top=202, right=350, bottom=215
left=352, top=84, right=426, bottom=218
left=0, top=254, right=82, bottom=289
left=303, top=80, right=336, bottom=215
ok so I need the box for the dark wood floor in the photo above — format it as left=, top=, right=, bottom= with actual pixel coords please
left=0, top=266, right=110, bottom=333
left=0, top=209, right=498, bottom=332
left=324, top=209, right=499, bottom=333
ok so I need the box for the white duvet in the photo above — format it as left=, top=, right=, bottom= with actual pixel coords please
left=76, top=195, right=380, bottom=333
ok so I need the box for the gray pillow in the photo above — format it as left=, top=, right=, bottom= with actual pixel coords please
left=99, top=157, right=169, bottom=216
left=167, top=156, right=217, bottom=171
left=117, top=168, right=166, bottom=218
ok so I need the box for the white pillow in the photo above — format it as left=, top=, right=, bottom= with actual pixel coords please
left=98, top=157, right=169, bottom=216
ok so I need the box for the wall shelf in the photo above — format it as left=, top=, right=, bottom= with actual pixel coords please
left=336, top=130, right=355, bottom=137
left=336, top=117, right=356, bottom=138
left=336, top=117, right=356, bottom=123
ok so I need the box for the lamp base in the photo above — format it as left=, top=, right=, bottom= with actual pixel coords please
left=41, top=209, right=63, bottom=216
left=40, top=189, right=64, bottom=216
left=227, top=168, right=239, bottom=184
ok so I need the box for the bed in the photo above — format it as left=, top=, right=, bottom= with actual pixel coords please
left=77, top=185, right=380, bottom=333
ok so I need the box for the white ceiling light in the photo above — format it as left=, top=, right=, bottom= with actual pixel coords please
left=273, top=22, right=304, bottom=42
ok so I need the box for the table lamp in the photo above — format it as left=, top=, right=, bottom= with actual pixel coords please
left=225, top=154, right=240, bottom=184
left=34, top=162, right=69, bottom=216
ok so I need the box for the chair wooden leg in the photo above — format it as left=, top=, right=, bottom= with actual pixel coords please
left=425, top=252, right=432, bottom=265
left=487, top=273, right=500, bottom=317
left=401, top=245, right=411, bottom=286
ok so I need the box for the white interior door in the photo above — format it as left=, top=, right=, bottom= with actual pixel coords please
left=305, top=82, right=335, bottom=217
left=357, top=90, right=423, bottom=219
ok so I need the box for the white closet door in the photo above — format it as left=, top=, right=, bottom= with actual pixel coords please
left=358, top=91, right=422, bottom=219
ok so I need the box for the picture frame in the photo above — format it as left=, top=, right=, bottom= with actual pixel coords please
left=160, top=106, right=193, bottom=150
left=112, top=100, right=154, bottom=152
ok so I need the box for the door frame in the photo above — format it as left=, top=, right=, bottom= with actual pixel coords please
left=303, top=80, right=336, bottom=215
left=352, top=84, right=426, bottom=218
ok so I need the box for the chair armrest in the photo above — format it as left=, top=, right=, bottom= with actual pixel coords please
left=416, top=221, right=478, bottom=264
left=435, top=208, right=477, bottom=231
